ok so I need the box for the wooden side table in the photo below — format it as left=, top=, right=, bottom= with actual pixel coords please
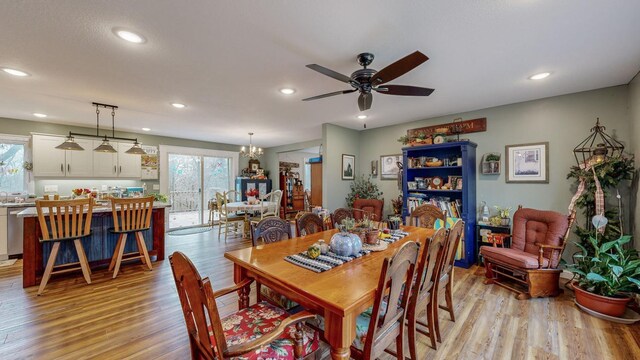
left=476, top=223, right=511, bottom=265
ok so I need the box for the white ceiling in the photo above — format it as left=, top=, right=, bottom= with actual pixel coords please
left=1, top=1, right=639, bottom=147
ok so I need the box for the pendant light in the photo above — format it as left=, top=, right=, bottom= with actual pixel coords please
left=56, top=102, right=147, bottom=155
left=55, top=135, right=85, bottom=151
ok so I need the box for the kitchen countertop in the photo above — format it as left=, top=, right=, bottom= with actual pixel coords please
left=0, top=202, right=36, bottom=208
left=16, top=202, right=170, bottom=218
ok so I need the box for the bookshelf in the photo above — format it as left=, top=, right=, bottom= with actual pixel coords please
left=402, top=141, right=477, bottom=268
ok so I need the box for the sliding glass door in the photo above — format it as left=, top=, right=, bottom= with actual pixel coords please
left=167, top=153, right=232, bottom=229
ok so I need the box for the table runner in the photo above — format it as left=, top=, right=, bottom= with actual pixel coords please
left=284, top=231, right=409, bottom=273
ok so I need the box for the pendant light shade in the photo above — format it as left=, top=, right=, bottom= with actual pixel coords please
left=55, top=135, right=85, bottom=151
left=94, top=137, right=117, bottom=153
left=125, top=141, right=146, bottom=155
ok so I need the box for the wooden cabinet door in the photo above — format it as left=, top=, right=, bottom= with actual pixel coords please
left=32, top=135, right=66, bottom=177
left=310, top=162, right=322, bottom=207
left=92, top=140, right=118, bottom=177
left=65, top=138, right=94, bottom=177
left=117, top=142, right=141, bottom=178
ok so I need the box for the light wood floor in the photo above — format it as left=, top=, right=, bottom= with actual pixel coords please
left=0, top=228, right=638, bottom=359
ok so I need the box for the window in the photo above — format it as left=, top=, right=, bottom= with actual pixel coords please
left=0, top=142, right=27, bottom=193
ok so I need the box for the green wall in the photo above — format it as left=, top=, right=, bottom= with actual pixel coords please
left=629, top=74, right=640, bottom=250
left=322, top=123, right=361, bottom=211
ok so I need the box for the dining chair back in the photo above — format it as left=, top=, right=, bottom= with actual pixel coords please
left=35, top=197, right=94, bottom=295
left=433, top=219, right=464, bottom=342
left=169, top=251, right=319, bottom=360
left=409, top=204, right=446, bottom=228
left=352, top=241, right=419, bottom=360
left=407, top=228, right=448, bottom=354
left=216, top=190, right=243, bottom=241
left=108, top=196, right=155, bottom=278
left=257, top=190, right=282, bottom=219
left=330, top=207, right=353, bottom=228
left=296, top=212, right=324, bottom=237
left=251, top=216, right=292, bottom=246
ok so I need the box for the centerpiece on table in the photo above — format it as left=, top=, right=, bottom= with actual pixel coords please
left=71, top=188, right=92, bottom=199
left=245, top=188, right=259, bottom=205
left=329, top=220, right=362, bottom=257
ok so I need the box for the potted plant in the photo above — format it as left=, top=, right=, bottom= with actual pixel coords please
left=568, top=235, right=640, bottom=317
left=391, top=196, right=403, bottom=216
left=356, top=215, right=379, bottom=245
left=388, top=215, right=402, bottom=231
left=397, top=135, right=410, bottom=146
left=494, top=206, right=511, bottom=226
left=246, top=188, right=259, bottom=204
left=345, top=175, right=383, bottom=208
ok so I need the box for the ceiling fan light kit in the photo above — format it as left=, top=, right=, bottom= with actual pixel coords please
left=303, top=51, right=434, bottom=111
left=56, top=102, right=147, bottom=155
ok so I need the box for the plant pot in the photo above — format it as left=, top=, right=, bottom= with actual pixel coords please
left=573, top=281, right=632, bottom=317
left=364, top=230, right=379, bottom=245
left=500, top=218, right=510, bottom=226
left=388, top=220, right=401, bottom=231
left=247, top=196, right=257, bottom=204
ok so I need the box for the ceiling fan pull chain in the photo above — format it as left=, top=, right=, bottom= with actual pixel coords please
left=112, top=107, right=116, bottom=138
left=96, top=104, right=100, bottom=136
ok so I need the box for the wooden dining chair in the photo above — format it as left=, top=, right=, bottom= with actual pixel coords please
left=407, top=228, right=448, bottom=355
left=330, top=207, right=353, bottom=228
left=169, top=251, right=320, bottom=360
left=350, top=241, right=419, bottom=360
left=296, top=212, right=324, bottom=237
left=409, top=204, right=446, bottom=228
left=433, top=219, right=465, bottom=342
left=250, top=217, right=300, bottom=312
left=35, top=197, right=93, bottom=295
left=108, top=196, right=154, bottom=279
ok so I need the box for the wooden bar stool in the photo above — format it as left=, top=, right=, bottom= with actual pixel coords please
left=36, top=197, right=94, bottom=295
left=108, top=196, right=154, bottom=278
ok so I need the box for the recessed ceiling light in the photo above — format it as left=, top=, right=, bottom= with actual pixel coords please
left=33, top=113, right=47, bottom=118
left=357, top=115, right=368, bottom=120
left=113, top=28, right=146, bottom=44
left=171, top=103, right=186, bottom=109
left=2, top=67, right=30, bottom=77
left=528, top=72, right=551, bottom=80
left=142, top=127, right=151, bottom=132
left=279, top=88, right=296, bottom=95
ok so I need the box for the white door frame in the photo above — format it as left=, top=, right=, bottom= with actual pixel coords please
left=159, top=145, right=239, bottom=230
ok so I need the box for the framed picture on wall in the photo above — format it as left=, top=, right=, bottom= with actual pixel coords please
left=505, top=142, right=549, bottom=183
left=342, top=154, right=355, bottom=180
left=371, top=160, right=378, bottom=177
left=380, top=154, right=402, bottom=180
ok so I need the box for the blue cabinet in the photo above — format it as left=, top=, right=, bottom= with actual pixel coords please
left=235, top=178, right=272, bottom=201
left=402, top=141, right=477, bottom=268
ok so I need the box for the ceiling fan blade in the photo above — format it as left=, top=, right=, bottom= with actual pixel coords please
left=370, top=51, right=429, bottom=85
left=302, top=89, right=356, bottom=101
left=374, top=85, right=435, bottom=96
left=306, top=64, right=353, bottom=83
left=358, top=93, right=372, bottom=111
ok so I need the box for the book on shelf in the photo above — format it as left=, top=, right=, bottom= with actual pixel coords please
left=406, top=196, right=462, bottom=219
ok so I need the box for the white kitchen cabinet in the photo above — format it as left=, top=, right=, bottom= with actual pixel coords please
left=65, top=138, right=94, bottom=177
left=32, top=135, right=67, bottom=177
left=93, top=140, right=118, bottom=177
left=117, top=142, right=142, bottom=178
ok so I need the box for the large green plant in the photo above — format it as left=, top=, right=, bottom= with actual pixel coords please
left=568, top=235, right=640, bottom=297
left=566, top=155, right=635, bottom=252
left=345, top=175, right=383, bottom=207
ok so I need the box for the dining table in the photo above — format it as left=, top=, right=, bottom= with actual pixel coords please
left=225, top=201, right=278, bottom=238
left=224, top=225, right=434, bottom=359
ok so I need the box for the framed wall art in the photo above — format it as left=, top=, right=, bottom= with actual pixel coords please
left=342, top=154, right=355, bottom=180
left=505, top=142, right=549, bottom=183
left=380, top=154, right=402, bottom=180
left=371, top=160, right=378, bottom=177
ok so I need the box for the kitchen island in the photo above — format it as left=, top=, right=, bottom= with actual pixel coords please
left=17, top=202, right=170, bottom=288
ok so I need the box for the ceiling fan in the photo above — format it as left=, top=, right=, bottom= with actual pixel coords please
left=302, top=51, right=434, bottom=111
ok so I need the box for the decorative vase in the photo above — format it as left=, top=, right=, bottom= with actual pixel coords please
left=388, top=219, right=401, bottom=231
left=330, top=230, right=362, bottom=257
left=573, top=281, right=631, bottom=317
left=247, top=196, right=257, bottom=204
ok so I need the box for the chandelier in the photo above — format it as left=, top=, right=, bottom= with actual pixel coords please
left=56, top=102, right=147, bottom=155
left=239, top=132, right=263, bottom=159
left=572, top=118, right=624, bottom=166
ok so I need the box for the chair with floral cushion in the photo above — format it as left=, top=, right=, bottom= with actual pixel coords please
left=407, top=227, right=448, bottom=355
left=432, top=219, right=464, bottom=343
left=296, top=212, right=325, bottom=237
left=169, top=251, right=320, bottom=360
left=250, top=217, right=300, bottom=313
left=353, top=241, right=418, bottom=359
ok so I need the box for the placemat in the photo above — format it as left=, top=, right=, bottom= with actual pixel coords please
left=284, top=230, right=410, bottom=273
